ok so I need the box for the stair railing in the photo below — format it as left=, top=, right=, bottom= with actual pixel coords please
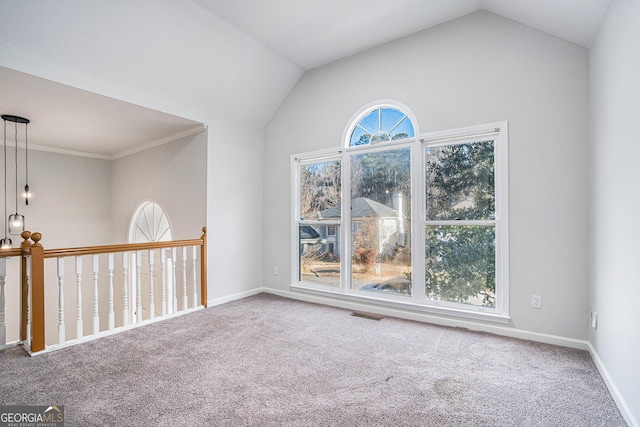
left=11, top=227, right=207, bottom=354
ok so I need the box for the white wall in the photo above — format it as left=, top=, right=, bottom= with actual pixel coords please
left=264, top=11, right=589, bottom=340
left=110, top=132, right=207, bottom=242
left=24, top=150, right=112, bottom=247
left=206, top=116, right=265, bottom=302
left=588, top=0, right=640, bottom=424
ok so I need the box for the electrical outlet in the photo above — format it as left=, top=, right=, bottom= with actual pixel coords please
left=531, top=295, right=542, bottom=309
left=273, top=266, right=279, bottom=276
left=591, top=311, right=598, bottom=329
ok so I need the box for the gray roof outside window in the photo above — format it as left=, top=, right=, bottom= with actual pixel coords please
left=319, top=197, right=398, bottom=219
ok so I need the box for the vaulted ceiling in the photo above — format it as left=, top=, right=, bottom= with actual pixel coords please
left=196, top=0, right=609, bottom=69
left=0, top=0, right=609, bottom=156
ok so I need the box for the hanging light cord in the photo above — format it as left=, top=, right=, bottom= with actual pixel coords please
left=25, top=123, right=29, bottom=205
left=3, top=120, right=8, bottom=239
left=14, top=121, right=19, bottom=214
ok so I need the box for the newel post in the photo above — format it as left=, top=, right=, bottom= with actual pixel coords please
left=29, top=232, right=45, bottom=352
left=20, top=231, right=32, bottom=341
left=200, top=227, right=207, bottom=307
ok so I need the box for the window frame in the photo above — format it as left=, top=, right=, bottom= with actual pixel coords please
left=291, top=150, right=344, bottom=292
left=420, top=122, right=509, bottom=318
left=291, top=118, right=509, bottom=323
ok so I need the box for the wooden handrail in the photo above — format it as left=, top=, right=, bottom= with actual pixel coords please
left=0, top=248, right=22, bottom=258
left=44, top=238, right=204, bottom=258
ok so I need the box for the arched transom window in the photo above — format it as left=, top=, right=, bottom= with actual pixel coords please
left=130, top=201, right=173, bottom=243
left=349, top=106, right=415, bottom=147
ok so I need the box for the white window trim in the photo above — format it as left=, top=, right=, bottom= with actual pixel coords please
left=291, top=120, right=509, bottom=324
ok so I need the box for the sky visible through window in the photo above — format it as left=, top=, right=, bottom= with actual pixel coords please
left=350, top=107, right=415, bottom=146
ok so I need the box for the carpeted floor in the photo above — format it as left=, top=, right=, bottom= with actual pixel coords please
left=0, top=293, right=626, bottom=426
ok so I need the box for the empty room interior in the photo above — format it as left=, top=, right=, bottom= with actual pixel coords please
left=0, top=0, right=638, bottom=425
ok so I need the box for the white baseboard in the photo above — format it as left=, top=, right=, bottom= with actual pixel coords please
left=588, top=343, right=638, bottom=427
left=263, top=287, right=589, bottom=350
left=207, top=287, right=264, bottom=307
left=0, top=340, right=22, bottom=351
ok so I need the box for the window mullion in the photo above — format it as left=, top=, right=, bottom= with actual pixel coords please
left=413, top=141, right=426, bottom=303
left=494, top=125, right=509, bottom=316
left=291, top=155, right=301, bottom=284
left=341, top=150, right=351, bottom=293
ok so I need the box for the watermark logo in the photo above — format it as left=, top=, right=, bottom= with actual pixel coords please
left=0, top=405, right=64, bottom=427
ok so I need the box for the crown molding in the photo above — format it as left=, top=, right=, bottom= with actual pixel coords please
left=22, top=124, right=206, bottom=161
left=109, top=124, right=206, bottom=160
left=16, top=142, right=111, bottom=160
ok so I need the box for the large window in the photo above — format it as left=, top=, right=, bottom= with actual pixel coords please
left=292, top=105, right=509, bottom=321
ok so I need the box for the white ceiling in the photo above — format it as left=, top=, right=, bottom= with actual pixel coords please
left=0, top=0, right=609, bottom=157
left=0, top=67, right=203, bottom=159
left=195, top=0, right=610, bottom=69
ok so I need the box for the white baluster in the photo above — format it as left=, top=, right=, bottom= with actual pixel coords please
left=191, top=246, right=198, bottom=308
left=136, top=251, right=142, bottom=323
left=161, top=250, right=167, bottom=316
left=181, top=247, right=188, bottom=310
left=108, top=253, right=114, bottom=330
left=123, top=253, right=129, bottom=327
left=75, top=256, right=83, bottom=340
left=92, top=255, right=100, bottom=335
left=26, top=257, right=31, bottom=346
left=148, top=249, right=155, bottom=320
left=0, top=258, right=6, bottom=346
left=57, top=258, right=65, bottom=345
left=171, top=247, right=177, bottom=313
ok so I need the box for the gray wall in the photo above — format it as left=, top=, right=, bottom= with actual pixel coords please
left=588, top=0, right=640, bottom=423
left=264, top=11, right=589, bottom=340
left=24, top=150, right=112, bottom=247
left=110, top=132, right=207, bottom=242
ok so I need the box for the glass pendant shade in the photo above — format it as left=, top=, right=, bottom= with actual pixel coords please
left=8, top=213, right=24, bottom=235
left=0, top=238, right=12, bottom=249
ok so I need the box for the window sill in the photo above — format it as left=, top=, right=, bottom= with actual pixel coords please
left=289, top=284, right=511, bottom=325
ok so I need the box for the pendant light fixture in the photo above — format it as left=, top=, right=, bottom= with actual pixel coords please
left=8, top=131, right=25, bottom=235
left=2, top=114, right=30, bottom=245
left=1, top=118, right=12, bottom=249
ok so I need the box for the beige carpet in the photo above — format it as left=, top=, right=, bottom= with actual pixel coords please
left=0, top=293, right=626, bottom=426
